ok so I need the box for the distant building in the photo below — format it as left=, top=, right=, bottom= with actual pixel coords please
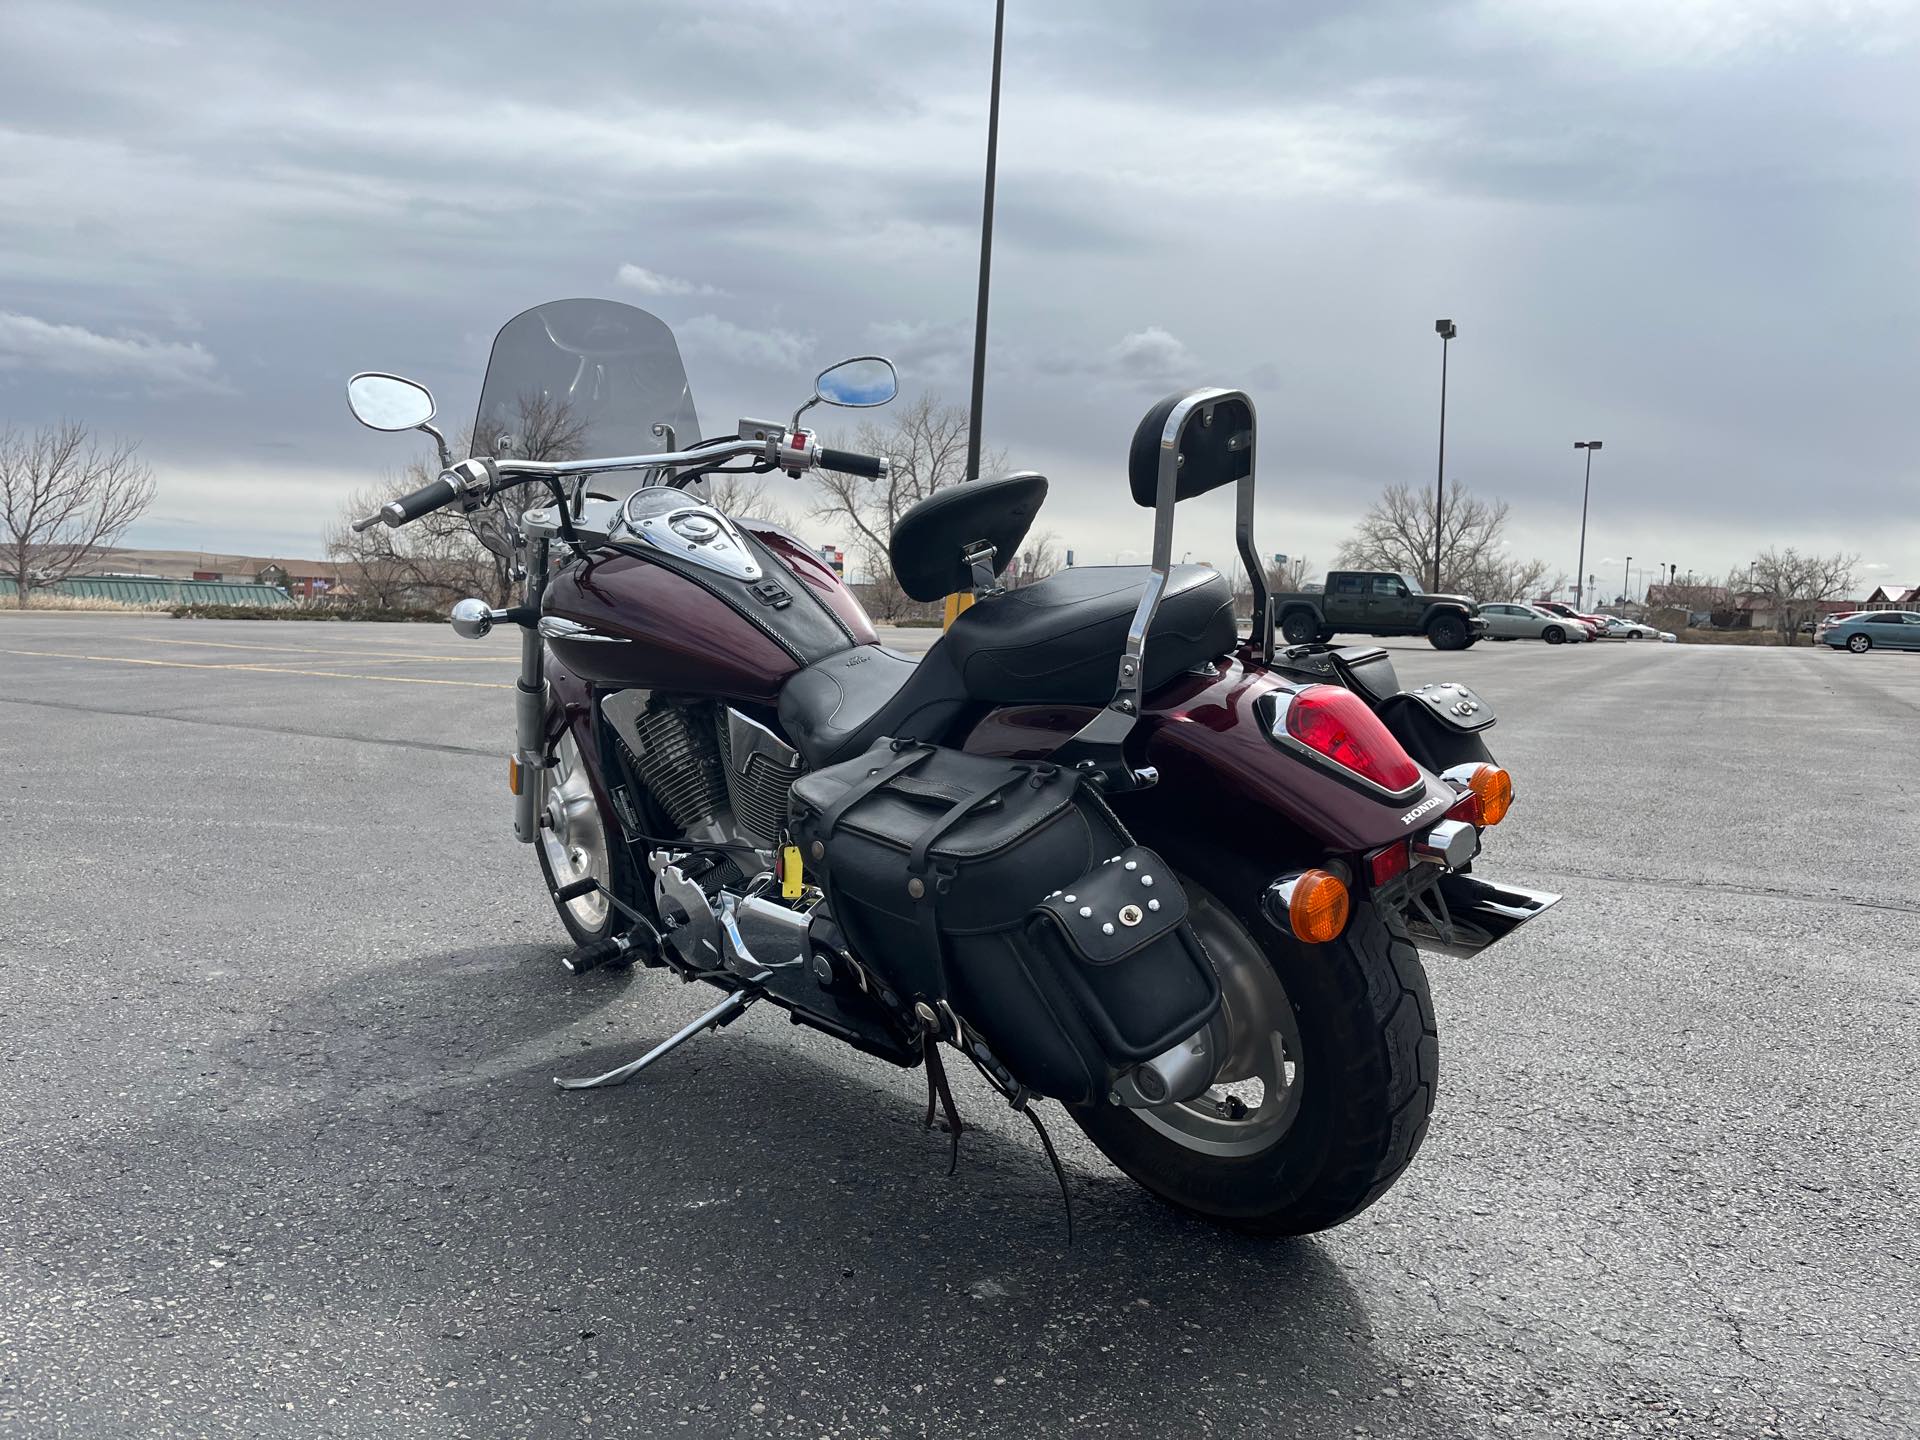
left=1864, top=583, right=1917, bottom=608
left=73, top=546, right=346, bottom=598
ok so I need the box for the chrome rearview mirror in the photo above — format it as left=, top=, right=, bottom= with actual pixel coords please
left=794, top=355, right=897, bottom=429
left=347, top=372, right=437, bottom=432
left=814, top=356, right=897, bottom=409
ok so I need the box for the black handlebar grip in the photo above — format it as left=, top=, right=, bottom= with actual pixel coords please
left=816, top=448, right=888, bottom=479
left=381, top=474, right=460, bottom=526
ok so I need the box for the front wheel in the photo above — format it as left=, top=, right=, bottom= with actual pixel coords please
left=1543, top=625, right=1565, bottom=644
left=534, top=726, right=640, bottom=946
left=1070, top=875, right=1438, bottom=1236
left=1427, top=613, right=1469, bottom=650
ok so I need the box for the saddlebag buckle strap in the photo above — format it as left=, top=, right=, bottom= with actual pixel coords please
left=906, top=768, right=1042, bottom=875
left=812, top=741, right=934, bottom=837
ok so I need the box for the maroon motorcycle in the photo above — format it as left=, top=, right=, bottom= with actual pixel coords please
left=345, top=297, right=1557, bottom=1236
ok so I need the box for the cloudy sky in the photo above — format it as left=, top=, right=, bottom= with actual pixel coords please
left=2, top=0, right=1916, bottom=595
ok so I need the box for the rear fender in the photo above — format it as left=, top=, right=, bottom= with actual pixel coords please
left=1278, top=643, right=1499, bottom=773
left=963, top=658, right=1457, bottom=863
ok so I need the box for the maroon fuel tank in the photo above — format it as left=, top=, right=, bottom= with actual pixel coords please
left=740, top=521, right=878, bottom=646
left=538, top=532, right=877, bottom=702
left=541, top=552, right=800, bottom=701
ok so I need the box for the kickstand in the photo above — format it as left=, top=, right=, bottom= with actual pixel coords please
left=554, top=989, right=756, bottom=1090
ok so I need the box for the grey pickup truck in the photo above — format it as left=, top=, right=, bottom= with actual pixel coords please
left=1272, top=570, right=1484, bottom=650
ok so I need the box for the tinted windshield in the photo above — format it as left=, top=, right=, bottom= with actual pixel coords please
left=471, top=299, right=700, bottom=467
left=1400, top=573, right=1426, bottom=594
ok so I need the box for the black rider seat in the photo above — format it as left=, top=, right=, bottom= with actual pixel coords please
left=777, top=565, right=1237, bottom=768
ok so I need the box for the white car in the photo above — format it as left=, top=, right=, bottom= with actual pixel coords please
left=1598, top=616, right=1676, bottom=643
left=1479, top=602, right=1590, bottom=643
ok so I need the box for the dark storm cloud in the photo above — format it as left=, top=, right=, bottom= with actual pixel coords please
left=0, top=0, right=1914, bottom=583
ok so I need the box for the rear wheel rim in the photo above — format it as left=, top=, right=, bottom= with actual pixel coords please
left=539, top=731, right=611, bottom=931
left=1135, top=887, right=1304, bottom=1159
left=1849, top=634, right=1869, bottom=652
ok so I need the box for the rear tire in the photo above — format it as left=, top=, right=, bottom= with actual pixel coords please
left=1280, top=609, right=1320, bottom=645
left=1427, top=612, right=1469, bottom=650
left=1070, top=873, right=1438, bottom=1236
left=1848, top=633, right=1871, bottom=653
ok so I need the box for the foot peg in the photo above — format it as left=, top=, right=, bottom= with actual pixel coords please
left=553, top=988, right=758, bottom=1090
left=563, top=936, right=631, bottom=974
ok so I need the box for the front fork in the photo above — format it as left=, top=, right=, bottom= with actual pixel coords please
left=512, top=534, right=552, bottom=843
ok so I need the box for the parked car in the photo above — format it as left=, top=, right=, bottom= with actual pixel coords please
left=1533, top=600, right=1608, bottom=636
left=1820, top=610, right=1920, bottom=653
left=1813, top=612, right=1860, bottom=642
left=1480, top=602, right=1589, bottom=644
left=1272, top=570, right=1485, bottom=650
left=1598, top=616, right=1670, bottom=641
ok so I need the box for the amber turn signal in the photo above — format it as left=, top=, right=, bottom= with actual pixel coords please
left=1286, top=868, right=1351, bottom=944
left=1468, top=764, right=1512, bottom=826
left=507, top=754, right=523, bottom=796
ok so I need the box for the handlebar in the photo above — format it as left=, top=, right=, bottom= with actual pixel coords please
left=814, top=447, right=888, bottom=479
left=380, top=474, right=461, bottom=528
left=356, top=434, right=890, bottom=531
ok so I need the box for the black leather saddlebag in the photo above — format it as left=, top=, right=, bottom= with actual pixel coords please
left=788, top=741, right=1221, bottom=1104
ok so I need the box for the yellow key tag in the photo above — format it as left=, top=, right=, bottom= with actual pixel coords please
left=781, top=844, right=805, bottom=899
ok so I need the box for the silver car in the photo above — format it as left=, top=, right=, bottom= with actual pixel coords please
left=1479, top=602, right=1589, bottom=644
left=1821, top=610, right=1920, bottom=652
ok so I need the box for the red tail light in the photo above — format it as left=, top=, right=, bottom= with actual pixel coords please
left=1282, top=685, right=1423, bottom=793
left=1367, top=840, right=1411, bottom=886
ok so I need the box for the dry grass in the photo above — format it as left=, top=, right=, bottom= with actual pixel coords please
left=2, top=593, right=173, bottom=613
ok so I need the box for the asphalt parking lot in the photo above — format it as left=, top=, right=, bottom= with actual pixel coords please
left=3, top=615, right=1917, bottom=1439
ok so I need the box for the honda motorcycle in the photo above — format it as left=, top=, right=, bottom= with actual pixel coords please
left=344, top=297, right=1558, bottom=1236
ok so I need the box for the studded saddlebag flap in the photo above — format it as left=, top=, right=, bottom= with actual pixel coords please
left=788, top=740, right=1220, bottom=1104
left=1021, top=845, right=1220, bottom=1069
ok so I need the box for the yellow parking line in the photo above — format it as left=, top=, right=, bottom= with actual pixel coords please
left=0, top=647, right=513, bottom=689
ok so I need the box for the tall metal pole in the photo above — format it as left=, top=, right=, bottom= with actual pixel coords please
left=964, top=0, right=1007, bottom=483
left=1575, top=447, right=1591, bottom=607
left=1432, top=320, right=1455, bottom=592
left=1624, top=554, right=1632, bottom=607
left=1573, top=440, right=1601, bottom=608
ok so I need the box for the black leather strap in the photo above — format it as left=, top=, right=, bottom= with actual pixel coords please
left=906, top=768, right=1035, bottom=875
left=813, top=742, right=932, bottom=837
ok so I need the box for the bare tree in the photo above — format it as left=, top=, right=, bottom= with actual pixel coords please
left=1008, top=528, right=1063, bottom=587
left=1748, top=546, right=1858, bottom=645
left=1, top=422, right=156, bottom=607
left=709, top=471, right=802, bottom=534
left=1335, top=482, right=1548, bottom=602
left=328, top=394, right=597, bottom=608
left=811, top=393, right=1005, bottom=621
left=1265, top=554, right=1316, bottom=592
left=471, top=390, right=590, bottom=468
left=326, top=475, right=497, bottom=608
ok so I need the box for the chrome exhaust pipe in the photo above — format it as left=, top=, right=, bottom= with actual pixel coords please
left=1403, top=873, right=1562, bottom=958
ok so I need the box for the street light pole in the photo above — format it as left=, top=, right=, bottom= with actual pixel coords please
left=1624, top=554, right=1632, bottom=607
left=1573, top=440, right=1602, bottom=608
left=963, top=0, right=1007, bottom=484
left=1432, top=319, right=1456, bottom=592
